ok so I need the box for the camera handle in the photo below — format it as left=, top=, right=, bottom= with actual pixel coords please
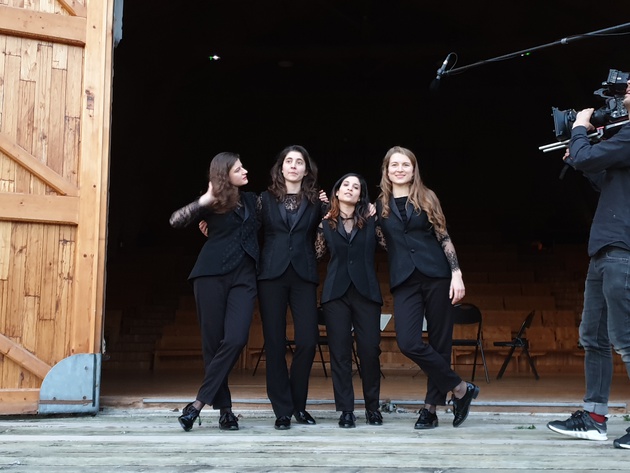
left=538, top=120, right=629, bottom=153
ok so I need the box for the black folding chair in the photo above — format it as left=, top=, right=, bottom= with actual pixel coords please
left=451, top=303, right=490, bottom=383
left=493, top=310, right=540, bottom=380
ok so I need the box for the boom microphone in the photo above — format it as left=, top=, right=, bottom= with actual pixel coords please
left=430, top=53, right=455, bottom=91
left=435, top=53, right=452, bottom=80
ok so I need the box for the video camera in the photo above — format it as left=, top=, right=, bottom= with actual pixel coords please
left=551, top=69, right=629, bottom=141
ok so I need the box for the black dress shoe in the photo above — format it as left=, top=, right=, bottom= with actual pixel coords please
left=452, top=382, right=479, bottom=427
left=274, top=416, right=291, bottom=430
left=294, top=410, right=316, bottom=425
left=414, top=408, right=438, bottom=429
left=219, top=411, right=239, bottom=431
left=178, top=402, right=201, bottom=432
left=365, top=410, right=383, bottom=425
left=339, top=411, right=356, bottom=428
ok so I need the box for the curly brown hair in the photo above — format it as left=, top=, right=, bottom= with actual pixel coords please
left=268, top=145, right=319, bottom=203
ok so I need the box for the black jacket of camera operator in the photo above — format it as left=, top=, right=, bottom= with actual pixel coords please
left=565, top=121, right=630, bottom=257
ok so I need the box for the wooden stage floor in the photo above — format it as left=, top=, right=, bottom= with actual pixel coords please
left=100, top=368, right=630, bottom=415
left=2, top=370, right=630, bottom=473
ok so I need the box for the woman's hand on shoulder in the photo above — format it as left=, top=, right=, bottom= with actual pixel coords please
left=319, top=189, right=329, bottom=204
left=199, top=220, right=208, bottom=237
left=368, top=202, right=376, bottom=217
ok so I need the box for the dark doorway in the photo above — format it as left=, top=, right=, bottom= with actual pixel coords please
left=102, top=1, right=628, bottom=376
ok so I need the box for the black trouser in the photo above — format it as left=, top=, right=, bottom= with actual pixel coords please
left=323, top=284, right=382, bottom=412
left=193, top=259, right=257, bottom=409
left=258, top=265, right=319, bottom=417
left=393, top=269, right=461, bottom=405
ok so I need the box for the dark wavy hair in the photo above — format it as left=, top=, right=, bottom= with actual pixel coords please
left=327, top=173, right=371, bottom=230
left=267, top=145, right=319, bottom=203
left=208, top=151, right=242, bottom=214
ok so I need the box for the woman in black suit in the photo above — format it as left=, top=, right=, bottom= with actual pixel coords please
left=169, top=152, right=259, bottom=432
left=257, top=145, right=327, bottom=430
left=376, top=146, right=478, bottom=430
left=316, top=173, right=384, bottom=428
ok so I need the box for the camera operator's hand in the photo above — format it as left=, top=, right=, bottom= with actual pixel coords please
left=572, top=108, right=595, bottom=131
left=562, top=148, right=571, bottom=161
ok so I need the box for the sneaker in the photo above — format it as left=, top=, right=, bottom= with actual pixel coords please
left=613, top=427, right=630, bottom=449
left=547, top=410, right=607, bottom=441
left=414, top=408, right=439, bottom=430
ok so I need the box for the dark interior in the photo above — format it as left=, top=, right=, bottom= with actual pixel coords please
left=102, top=1, right=629, bottom=373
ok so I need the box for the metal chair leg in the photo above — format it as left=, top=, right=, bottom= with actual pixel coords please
left=523, top=347, right=540, bottom=380
left=496, top=345, right=517, bottom=380
left=317, top=343, right=328, bottom=378
left=252, top=343, right=265, bottom=376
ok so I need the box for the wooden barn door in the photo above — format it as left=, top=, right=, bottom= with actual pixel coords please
left=0, top=0, right=114, bottom=414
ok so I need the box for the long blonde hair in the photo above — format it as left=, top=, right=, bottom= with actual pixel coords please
left=377, top=146, right=447, bottom=235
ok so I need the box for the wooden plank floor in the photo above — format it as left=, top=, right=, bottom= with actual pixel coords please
left=2, top=405, right=630, bottom=472
left=1, top=370, right=628, bottom=472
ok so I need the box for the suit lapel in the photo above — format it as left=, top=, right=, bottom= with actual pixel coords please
left=335, top=217, right=358, bottom=242
left=277, top=199, right=289, bottom=228
left=389, top=196, right=405, bottom=226
left=290, top=196, right=309, bottom=230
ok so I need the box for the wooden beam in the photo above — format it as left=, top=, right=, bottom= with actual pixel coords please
left=58, top=0, right=88, bottom=18
left=0, top=389, right=39, bottom=404
left=0, top=132, right=79, bottom=197
left=0, top=333, right=52, bottom=380
left=0, top=395, right=39, bottom=415
left=0, top=5, right=86, bottom=47
left=0, top=193, right=79, bottom=225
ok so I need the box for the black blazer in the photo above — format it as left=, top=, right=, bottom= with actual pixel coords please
left=257, top=191, right=322, bottom=284
left=376, top=197, right=451, bottom=290
left=188, top=192, right=259, bottom=279
left=320, top=216, right=383, bottom=305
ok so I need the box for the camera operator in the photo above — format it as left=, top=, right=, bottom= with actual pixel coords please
left=547, top=79, right=630, bottom=449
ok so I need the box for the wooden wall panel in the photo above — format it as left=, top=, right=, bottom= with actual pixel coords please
left=7, top=224, right=27, bottom=338
left=0, top=154, right=16, bottom=192
left=39, top=224, right=59, bottom=320
left=0, top=220, right=9, bottom=279
left=48, top=67, right=66, bottom=176
left=0, top=279, right=7, bottom=329
left=0, top=0, right=113, bottom=411
left=17, top=80, right=36, bottom=191
left=2, top=51, right=20, bottom=136
left=0, top=34, right=6, bottom=121
left=24, top=222, right=44, bottom=296
left=33, top=42, right=53, bottom=170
